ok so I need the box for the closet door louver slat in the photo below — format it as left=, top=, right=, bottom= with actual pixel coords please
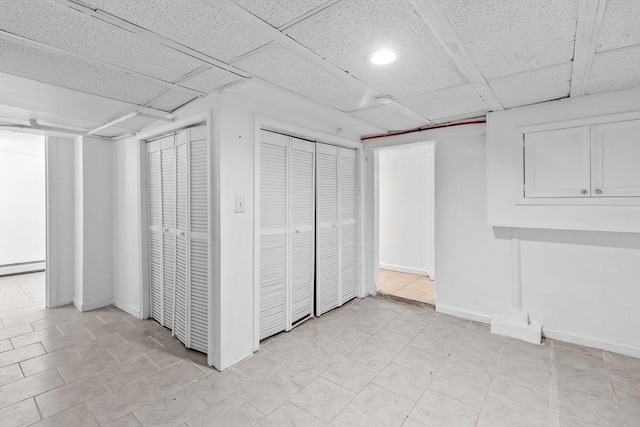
left=340, top=148, right=357, bottom=302
left=147, top=144, right=163, bottom=323
left=173, top=133, right=188, bottom=345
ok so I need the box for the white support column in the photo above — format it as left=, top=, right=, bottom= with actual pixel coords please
left=491, top=229, right=542, bottom=344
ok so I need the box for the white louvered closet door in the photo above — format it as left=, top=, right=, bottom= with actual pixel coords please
left=160, top=136, right=176, bottom=329
left=339, top=148, right=357, bottom=302
left=316, top=143, right=339, bottom=315
left=316, top=143, right=358, bottom=315
left=289, top=137, right=315, bottom=325
left=146, top=124, right=209, bottom=356
left=173, top=130, right=188, bottom=345
left=259, top=131, right=288, bottom=339
left=188, top=125, right=209, bottom=353
left=146, top=140, right=163, bottom=324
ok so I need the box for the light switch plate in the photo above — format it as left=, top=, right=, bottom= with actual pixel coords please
left=235, top=195, right=245, bottom=213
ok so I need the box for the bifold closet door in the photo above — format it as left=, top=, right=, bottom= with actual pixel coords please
left=146, top=125, right=209, bottom=355
left=316, top=143, right=357, bottom=315
left=259, top=130, right=314, bottom=340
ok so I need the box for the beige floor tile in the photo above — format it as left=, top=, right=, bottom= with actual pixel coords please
left=35, top=375, right=107, bottom=418
left=19, top=347, right=81, bottom=377
left=133, top=388, right=208, bottom=427
left=373, top=362, right=431, bottom=401
left=304, top=338, right=352, bottom=365
left=280, top=352, right=330, bottom=387
left=367, top=328, right=412, bottom=353
left=58, top=349, right=119, bottom=383
left=98, top=355, right=158, bottom=390
left=40, top=329, right=95, bottom=353
left=87, top=379, right=155, bottom=425
left=0, top=369, right=64, bottom=409
left=322, top=357, right=380, bottom=394
left=476, top=399, right=546, bottom=427
left=108, top=339, right=162, bottom=363
left=346, top=342, right=398, bottom=371
left=290, top=377, right=355, bottom=424
left=105, top=413, right=142, bottom=427
left=392, top=282, right=428, bottom=300
left=235, top=373, right=300, bottom=414
left=75, top=332, right=127, bottom=357
left=429, top=366, right=490, bottom=409
left=188, top=368, right=244, bottom=406
left=485, top=378, right=550, bottom=425
left=32, top=403, right=100, bottom=427
left=0, top=324, right=33, bottom=341
left=378, top=279, right=410, bottom=294
left=0, top=339, right=13, bottom=353
left=255, top=401, right=324, bottom=427
left=187, top=393, right=264, bottom=427
left=346, top=383, right=415, bottom=427
left=410, top=389, right=479, bottom=427
left=0, top=364, right=24, bottom=386
left=394, top=346, right=445, bottom=377
left=330, top=409, right=393, bottom=427
left=0, top=397, right=41, bottom=427
left=143, top=359, right=207, bottom=394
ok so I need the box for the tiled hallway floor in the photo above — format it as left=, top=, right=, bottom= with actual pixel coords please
left=379, top=269, right=434, bottom=305
left=1, top=273, right=639, bottom=426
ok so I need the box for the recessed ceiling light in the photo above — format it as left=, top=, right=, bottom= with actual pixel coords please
left=369, top=49, right=397, bottom=65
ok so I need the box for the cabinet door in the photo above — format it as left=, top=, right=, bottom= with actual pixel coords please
left=592, top=120, right=640, bottom=197
left=339, top=148, right=357, bottom=303
left=524, top=127, right=591, bottom=198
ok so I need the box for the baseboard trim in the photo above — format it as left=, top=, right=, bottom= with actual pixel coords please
left=113, top=297, right=141, bottom=318
left=435, top=304, right=493, bottom=324
left=543, top=327, right=640, bottom=358
left=56, top=296, right=73, bottom=307
left=72, top=297, right=112, bottom=312
left=380, top=263, right=430, bottom=277
left=0, top=262, right=46, bottom=276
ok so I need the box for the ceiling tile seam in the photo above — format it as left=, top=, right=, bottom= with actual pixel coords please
left=570, top=0, right=608, bottom=97
left=592, top=42, right=640, bottom=56
left=406, top=0, right=503, bottom=111
left=209, top=1, right=429, bottom=126
left=227, top=41, right=276, bottom=64
left=0, top=30, right=206, bottom=98
left=276, top=0, right=343, bottom=31
left=391, top=81, right=483, bottom=104
left=172, top=65, right=212, bottom=86
left=486, top=62, right=575, bottom=84
left=54, top=0, right=255, bottom=79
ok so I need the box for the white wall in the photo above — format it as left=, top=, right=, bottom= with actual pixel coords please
left=379, top=146, right=434, bottom=276
left=46, top=136, right=76, bottom=306
left=0, top=131, right=46, bottom=273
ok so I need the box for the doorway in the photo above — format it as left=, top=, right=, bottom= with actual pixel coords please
left=0, top=130, right=47, bottom=309
left=376, top=144, right=435, bottom=305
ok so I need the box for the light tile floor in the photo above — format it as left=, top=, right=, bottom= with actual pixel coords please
left=1, top=272, right=639, bottom=426
left=379, top=269, right=434, bottom=305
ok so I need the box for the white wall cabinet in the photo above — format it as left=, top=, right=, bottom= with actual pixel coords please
left=146, top=125, right=209, bottom=354
left=524, top=119, right=640, bottom=199
left=316, top=143, right=358, bottom=316
left=259, top=130, right=315, bottom=340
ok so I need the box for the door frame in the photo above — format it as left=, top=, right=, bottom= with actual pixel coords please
left=252, top=116, right=363, bottom=352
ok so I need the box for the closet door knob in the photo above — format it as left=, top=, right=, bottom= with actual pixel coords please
left=295, top=229, right=300, bottom=234
left=581, top=189, right=588, bottom=195
left=595, top=189, right=602, bottom=194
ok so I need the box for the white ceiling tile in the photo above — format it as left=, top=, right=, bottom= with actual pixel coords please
left=179, top=67, right=243, bottom=93
left=234, top=43, right=370, bottom=111
left=284, top=0, right=467, bottom=98
left=233, top=0, right=333, bottom=28
left=488, top=63, right=572, bottom=109
left=0, top=0, right=202, bottom=82
left=82, top=0, right=271, bottom=62
left=146, top=90, right=198, bottom=113
left=596, top=0, right=640, bottom=52
left=585, top=45, right=640, bottom=95
left=399, top=84, right=489, bottom=121
left=438, top=0, right=578, bottom=79
left=0, top=40, right=165, bottom=105
left=351, top=105, right=427, bottom=132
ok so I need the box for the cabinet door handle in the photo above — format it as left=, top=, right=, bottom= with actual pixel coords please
left=581, top=189, right=588, bottom=195
left=595, top=189, right=602, bottom=194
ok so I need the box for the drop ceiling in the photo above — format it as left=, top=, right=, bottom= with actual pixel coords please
left=0, top=0, right=638, bottom=137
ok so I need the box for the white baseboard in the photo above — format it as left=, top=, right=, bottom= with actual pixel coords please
left=113, top=297, right=141, bottom=318
left=56, top=296, right=73, bottom=307
left=0, top=261, right=46, bottom=276
left=72, top=297, right=112, bottom=312
left=380, top=263, right=430, bottom=277
left=543, top=327, right=640, bottom=358
left=435, top=304, right=492, bottom=324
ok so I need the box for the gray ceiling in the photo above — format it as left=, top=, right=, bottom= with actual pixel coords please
left=0, top=0, right=638, bottom=134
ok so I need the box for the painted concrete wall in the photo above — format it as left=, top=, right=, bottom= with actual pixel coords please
left=379, top=146, right=434, bottom=276
left=46, top=136, right=76, bottom=306
left=0, top=131, right=46, bottom=271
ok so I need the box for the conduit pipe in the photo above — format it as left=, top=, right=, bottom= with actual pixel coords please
left=361, top=119, right=487, bottom=141
left=88, top=111, right=173, bottom=135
